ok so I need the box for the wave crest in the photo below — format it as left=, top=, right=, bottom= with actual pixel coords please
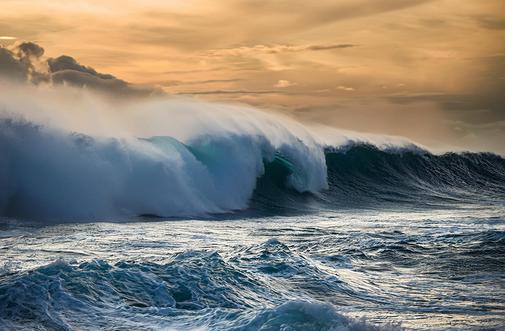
left=0, top=115, right=327, bottom=220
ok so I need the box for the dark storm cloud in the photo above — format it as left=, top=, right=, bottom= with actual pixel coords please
left=47, top=55, right=162, bottom=97
left=0, top=47, right=29, bottom=82
left=0, top=42, right=49, bottom=83
left=51, top=70, right=159, bottom=97
left=48, top=55, right=115, bottom=79
left=0, top=42, right=161, bottom=97
left=16, top=42, right=45, bottom=58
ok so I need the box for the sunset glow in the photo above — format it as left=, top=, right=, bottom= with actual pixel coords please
left=1, top=0, right=504, bottom=151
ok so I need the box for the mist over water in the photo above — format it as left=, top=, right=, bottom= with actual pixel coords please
left=1, top=83, right=505, bottom=330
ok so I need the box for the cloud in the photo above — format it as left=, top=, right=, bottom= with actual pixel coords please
left=306, top=44, right=356, bottom=51
left=47, top=55, right=162, bottom=97
left=176, top=89, right=282, bottom=95
left=387, top=88, right=505, bottom=125
left=226, top=0, right=434, bottom=34
left=0, top=41, right=161, bottom=97
left=48, top=55, right=115, bottom=79
left=51, top=70, right=159, bottom=97
left=16, top=41, right=45, bottom=58
left=0, top=0, right=502, bottom=154
left=205, top=43, right=356, bottom=57
left=0, top=47, right=29, bottom=82
left=159, top=78, right=243, bottom=87
left=161, top=67, right=228, bottom=75
left=475, top=16, right=505, bottom=30
left=274, top=80, right=296, bottom=88
left=0, top=42, right=49, bottom=84
left=122, top=1, right=424, bottom=52
left=336, top=85, right=355, bottom=91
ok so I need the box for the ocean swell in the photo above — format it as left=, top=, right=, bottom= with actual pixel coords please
left=1, top=87, right=504, bottom=221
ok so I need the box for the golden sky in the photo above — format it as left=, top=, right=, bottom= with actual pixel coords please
left=1, top=0, right=504, bottom=152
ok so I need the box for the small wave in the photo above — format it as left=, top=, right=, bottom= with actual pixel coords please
left=232, top=300, right=388, bottom=331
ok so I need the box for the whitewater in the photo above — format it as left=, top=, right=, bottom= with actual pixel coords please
left=1, top=84, right=504, bottom=330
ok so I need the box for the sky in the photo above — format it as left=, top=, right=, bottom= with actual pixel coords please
left=1, top=0, right=504, bottom=152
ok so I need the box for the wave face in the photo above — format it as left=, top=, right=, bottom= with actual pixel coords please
left=247, top=146, right=505, bottom=215
left=322, top=145, right=505, bottom=208
left=0, top=117, right=326, bottom=220
left=0, top=86, right=504, bottom=221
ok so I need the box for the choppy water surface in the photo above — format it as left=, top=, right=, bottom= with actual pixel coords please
left=1, top=207, right=504, bottom=330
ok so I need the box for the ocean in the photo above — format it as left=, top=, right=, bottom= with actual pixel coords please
left=1, top=97, right=505, bottom=330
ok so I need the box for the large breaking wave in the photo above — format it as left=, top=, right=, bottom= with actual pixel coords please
left=0, top=117, right=326, bottom=220
left=1, top=84, right=504, bottom=221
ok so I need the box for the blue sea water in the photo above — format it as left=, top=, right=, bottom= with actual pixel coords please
left=1, top=106, right=505, bottom=330
left=1, top=209, right=504, bottom=330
